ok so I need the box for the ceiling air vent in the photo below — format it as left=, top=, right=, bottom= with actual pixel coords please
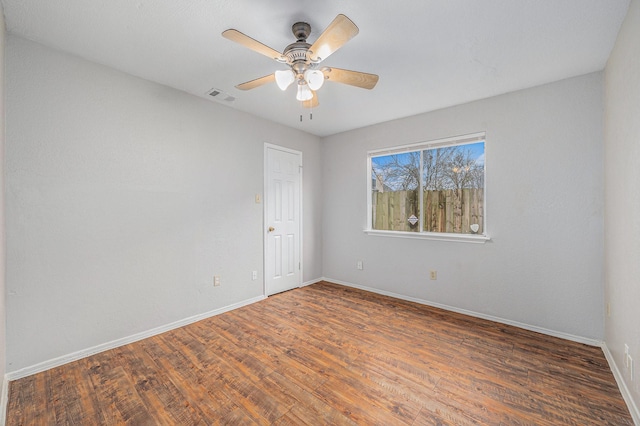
left=206, top=88, right=235, bottom=103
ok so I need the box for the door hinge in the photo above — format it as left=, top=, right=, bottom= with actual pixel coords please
left=299, top=262, right=301, bottom=270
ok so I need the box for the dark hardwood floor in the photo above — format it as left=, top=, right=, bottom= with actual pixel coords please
left=6, top=281, right=634, bottom=425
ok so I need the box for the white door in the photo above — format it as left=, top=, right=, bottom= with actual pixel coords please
left=265, top=145, right=302, bottom=295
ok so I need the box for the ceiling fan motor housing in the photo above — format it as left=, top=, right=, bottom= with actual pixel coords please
left=284, top=46, right=312, bottom=78
left=292, top=22, right=311, bottom=41
left=283, top=22, right=320, bottom=77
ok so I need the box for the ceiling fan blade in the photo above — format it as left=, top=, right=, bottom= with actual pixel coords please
left=222, top=29, right=284, bottom=61
left=302, top=91, right=319, bottom=109
left=323, top=67, right=379, bottom=89
left=309, top=14, right=359, bottom=62
left=236, top=74, right=275, bottom=91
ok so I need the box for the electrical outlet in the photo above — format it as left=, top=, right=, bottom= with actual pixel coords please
left=356, top=261, right=363, bottom=270
left=255, top=194, right=261, bottom=203
left=214, top=276, right=221, bottom=286
left=606, top=302, right=611, bottom=317
left=430, top=270, right=437, bottom=280
left=629, top=356, right=634, bottom=380
left=252, top=271, right=257, bottom=280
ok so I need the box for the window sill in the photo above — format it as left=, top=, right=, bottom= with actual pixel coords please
left=364, top=229, right=490, bottom=244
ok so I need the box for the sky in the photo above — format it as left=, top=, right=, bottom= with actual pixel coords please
left=465, top=142, right=485, bottom=164
left=372, top=141, right=485, bottom=168
left=371, top=141, right=485, bottom=191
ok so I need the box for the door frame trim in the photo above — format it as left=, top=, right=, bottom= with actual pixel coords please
left=263, top=143, right=303, bottom=296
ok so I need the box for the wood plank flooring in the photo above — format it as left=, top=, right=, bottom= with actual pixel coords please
left=6, top=281, right=634, bottom=425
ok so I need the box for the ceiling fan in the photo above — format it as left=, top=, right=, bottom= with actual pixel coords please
left=222, top=14, right=379, bottom=108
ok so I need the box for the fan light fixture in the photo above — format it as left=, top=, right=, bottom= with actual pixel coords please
left=276, top=69, right=324, bottom=96
left=275, top=70, right=295, bottom=90
left=296, top=83, right=313, bottom=101
left=304, top=70, right=324, bottom=90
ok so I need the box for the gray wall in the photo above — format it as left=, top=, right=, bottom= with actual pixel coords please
left=5, top=36, right=323, bottom=372
left=0, top=0, right=7, bottom=396
left=605, top=0, right=640, bottom=413
left=322, top=72, right=605, bottom=341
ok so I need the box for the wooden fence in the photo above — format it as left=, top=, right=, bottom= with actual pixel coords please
left=372, top=188, right=484, bottom=234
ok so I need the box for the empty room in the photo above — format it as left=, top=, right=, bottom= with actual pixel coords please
left=0, top=0, right=639, bottom=424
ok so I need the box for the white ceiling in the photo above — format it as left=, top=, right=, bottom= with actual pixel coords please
left=1, top=0, right=630, bottom=137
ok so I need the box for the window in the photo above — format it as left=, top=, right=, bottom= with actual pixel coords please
left=368, top=133, right=487, bottom=242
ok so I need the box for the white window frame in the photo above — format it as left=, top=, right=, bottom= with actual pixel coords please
left=365, top=132, right=490, bottom=244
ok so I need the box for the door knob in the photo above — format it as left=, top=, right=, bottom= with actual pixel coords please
left=268, top=226, right=275, bottom=232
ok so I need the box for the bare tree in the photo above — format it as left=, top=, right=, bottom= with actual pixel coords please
left=373, top=146, right=483, bottom=192
left=442, top=147, right=484, bottom=191
left=372, top=151, right=420, bottom=191
left=423, top=147, right=456, bottom=190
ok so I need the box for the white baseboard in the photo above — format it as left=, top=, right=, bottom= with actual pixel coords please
left=602, top=343, right=640, bottom=425
left=6, top=295, right=266, bottom=382
left=321, top=277, right=602, bottom=347
left=301, top=277, right=324, bottom=287
left=0, top=374, right=8, bottom=426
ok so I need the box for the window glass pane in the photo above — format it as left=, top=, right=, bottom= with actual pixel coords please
left=371, top=152, right=420, bottom=232
left=368, top=135, right=485, bottom=237
left=423, top=142, right=484, bottom=234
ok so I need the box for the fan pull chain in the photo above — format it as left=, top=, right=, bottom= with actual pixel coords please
left=299, top=101, right=314, bottom=122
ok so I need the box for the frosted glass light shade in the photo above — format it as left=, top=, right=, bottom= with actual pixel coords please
left=275, top=70, right=295, bottom=91
left=304, top=69, right=325, bottom=90
left=296, top=84, right=313, bottom=101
